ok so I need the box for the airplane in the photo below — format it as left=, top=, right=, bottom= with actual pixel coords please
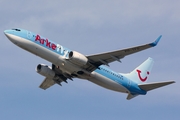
left=4, top=28, right=175, bottom=100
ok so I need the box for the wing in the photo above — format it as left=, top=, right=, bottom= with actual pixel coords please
left=85, top=35, right=162, bottom=71
left=39, top=64, right=71, bottom=90
left=39, top=78, right=56, bottom=90
left=39, top=76, right=66, bottom=90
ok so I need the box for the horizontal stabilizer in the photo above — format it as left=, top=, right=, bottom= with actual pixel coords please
left=138, top=81, right=175, bottom=91
left=127, top=93, right=138, bottom=100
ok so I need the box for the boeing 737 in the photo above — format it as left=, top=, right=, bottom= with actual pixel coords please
left=4, top=28, right=175, bottom=100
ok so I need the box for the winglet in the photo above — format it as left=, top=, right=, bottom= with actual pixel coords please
left=149, top=35, right=162, bottom=47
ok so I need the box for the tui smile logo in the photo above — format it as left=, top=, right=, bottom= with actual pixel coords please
left=136, top=69, right=150, bottom=82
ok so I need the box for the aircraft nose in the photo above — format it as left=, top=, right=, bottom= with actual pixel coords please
left=4, top=30, right=9, bottom=36
left=4, top=30, right=11, bottom=38
left=4, top=30, right=13, bottom=40
left=4, top=29, right=17, bottom=44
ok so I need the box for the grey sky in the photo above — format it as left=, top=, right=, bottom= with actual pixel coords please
left=1, top=0, right=179, bottom=120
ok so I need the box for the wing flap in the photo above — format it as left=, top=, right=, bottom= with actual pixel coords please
left=138, top=81, right=175, bottom=91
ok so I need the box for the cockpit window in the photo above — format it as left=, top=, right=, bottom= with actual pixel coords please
left=12, top=28, right=21, bottom=31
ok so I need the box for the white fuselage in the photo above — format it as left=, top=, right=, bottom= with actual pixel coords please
left=5, top=29, right=174, bottom=100
left=5, top=33, right=128, bottom=93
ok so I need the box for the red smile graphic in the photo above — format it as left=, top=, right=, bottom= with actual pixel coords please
left=136, top=69, right=149, bottom=82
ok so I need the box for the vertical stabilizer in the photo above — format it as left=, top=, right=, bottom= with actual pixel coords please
left=122, top=57, right=154, bottom=84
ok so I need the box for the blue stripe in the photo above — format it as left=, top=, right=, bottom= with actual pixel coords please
left=95, top=66, right=146, bottom=95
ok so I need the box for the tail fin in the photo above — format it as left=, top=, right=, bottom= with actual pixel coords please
left=122, top=57, right=154, bottom=84
left=122, top=57, right=175, bottom=100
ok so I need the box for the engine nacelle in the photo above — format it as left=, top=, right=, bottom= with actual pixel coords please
left=68, top=51, right=88, bottom=66
left=36, top=64, right=55, bottom=79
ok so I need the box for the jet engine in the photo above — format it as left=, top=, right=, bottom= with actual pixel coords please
left=68, top=51, right=88, bottom=66
left=36, top=64, right=55, bottom=79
